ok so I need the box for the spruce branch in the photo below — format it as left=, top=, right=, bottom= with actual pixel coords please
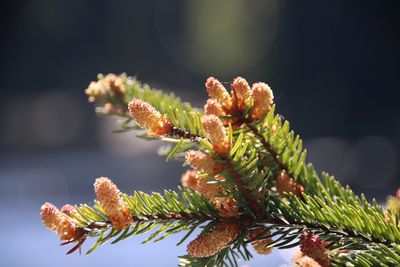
left=86, top=73, right=206, bottom=139
left=40, top=74, right=400, bottom=267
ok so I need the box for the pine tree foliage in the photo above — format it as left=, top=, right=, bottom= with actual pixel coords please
left=40, top=73, right=400, bottom=267
left=94, top=73, right=206, bottom=138
left=69, top=188, right=217, bottom=255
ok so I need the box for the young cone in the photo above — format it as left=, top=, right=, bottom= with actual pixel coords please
left=205, top=77, right=233, bottom=112
left=300, top=232, right=330, bottom=267
left=85, top=73, right=125, bottom=104
left=202, top=115, right=230, bottom=156
left=181, top=170, right=238, bottom=218
left=104, top=73, right=125, bottom=95
left=40, top=202, right=80, bottom=241
left=276, top=172, right=304, bottom=198
left=180, top=170, right=223, bottom=199
left=204, top=99, right=226, bottom=117
left=231, top=77, right=252, bottom=112
left=251, top=82, right=274, bottom=120
left=94, top=177, right=133, bottom=230
left=128, top=98, right=172, bottom=136
left=212, top=197, right=239, bottom=218
left=187, top=222, right=240, bottom=257
left=185, top=150, right=224, bottom=175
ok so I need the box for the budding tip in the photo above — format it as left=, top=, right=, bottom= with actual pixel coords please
left=128, top=98, right=171, bottom=136
left=41, top=202, right=57, bottom=216
left=94, top=176, right=115, bottom=190
left=187, top=222, right=240, bottom=257
left=85, top=74, right=125, bottom=106
left=204, top=99, right=226, bottom=117
left=299, top=232, right=330, bottom=267
left=202, top=115, right=230, bottom=155
left=40, top=202, right=79, bottom=241
left=231, top=77, right=251, bottom=112
left=252, top=82, right=274, bottom=99
left=232, top=76, right=248, bottom=87
left=94, top=177, right=132, bottom=230
left=204, top=77, right=232, bottom=112
left=205, top=76, right=218, bottom=89
left=127, top=98, right=144, bottom=117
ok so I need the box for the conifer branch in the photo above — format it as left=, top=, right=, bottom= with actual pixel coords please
left=39, top=74, right=400, bottom=267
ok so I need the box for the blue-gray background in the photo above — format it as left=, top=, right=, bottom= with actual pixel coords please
left=1, top=1, right=399, bottom=266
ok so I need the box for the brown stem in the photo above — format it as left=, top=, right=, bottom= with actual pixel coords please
left=79, top=212, right=394, bottom=251
left=224, top=158, right=263, bottom=218
left=84, top=212, right=215, bottom=232
left=244, top=120, right=292, bottom=177
left=230, top=87, right=293, bottom=177
left=257, top=218, right=395, bottom=250
left=132, top=212, right=214, bottom=222
left=168, top=127, right=204, bottom=141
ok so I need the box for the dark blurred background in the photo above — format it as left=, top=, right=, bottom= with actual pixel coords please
left=1, top=1, right=399, bottom=266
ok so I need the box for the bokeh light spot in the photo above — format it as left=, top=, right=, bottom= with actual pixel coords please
left=354, top=136, right=397, bottom=189
left=30, top=92, right=83, bottom=147
left=306, top=137, right=357, bottom=183
left=155, top=0, right=279, bottom=76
